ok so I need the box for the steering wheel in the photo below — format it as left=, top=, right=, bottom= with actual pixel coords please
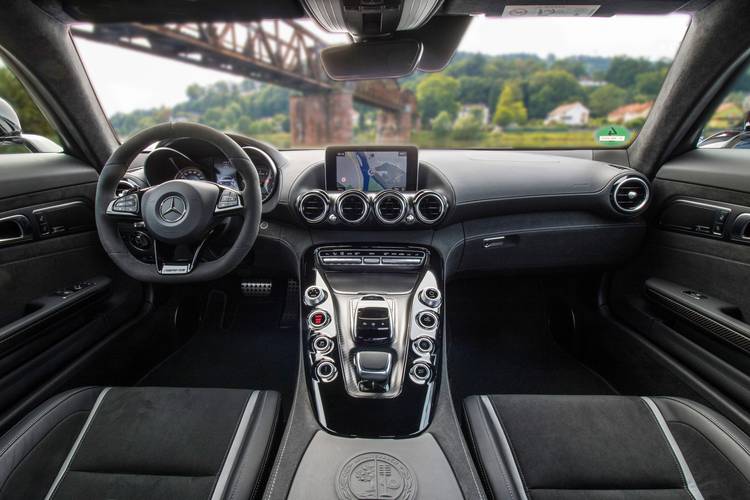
left=95, top=122, right=261, bottom=283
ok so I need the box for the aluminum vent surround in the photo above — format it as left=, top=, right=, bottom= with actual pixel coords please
left=335, top=189, right=370, bottom=224
left=611, top=176, right=650, bottom=214
left=374, top=190, right=408, bottom=224
left=297, top=190, right=330, bottom=224
left=414, top=190, right=447, bottom=224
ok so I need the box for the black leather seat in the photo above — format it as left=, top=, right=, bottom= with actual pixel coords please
left=464, top=395, right=750, bottom=500
left=0, top=386, right=279, bottom=500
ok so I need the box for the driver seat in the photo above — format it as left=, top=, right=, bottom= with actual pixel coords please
left=0, top=386, right=279, bottom=500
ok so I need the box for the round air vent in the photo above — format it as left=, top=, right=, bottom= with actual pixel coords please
left=298, top=191, right=330, bottom=223
left=414, top=191, right=447, bottom=224
left=611, top=176, right=650, bottom=214
left=335, top=190, right=369, bottom=224
left=374, top=191, right=407, bottom=224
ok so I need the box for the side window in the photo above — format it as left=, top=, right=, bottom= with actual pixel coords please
left=0, top=59, right=61, bottom=153
left=698, top=64, right=750, bottom=149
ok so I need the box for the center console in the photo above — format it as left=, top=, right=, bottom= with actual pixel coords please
left=301, top=245, right=443, bottom=437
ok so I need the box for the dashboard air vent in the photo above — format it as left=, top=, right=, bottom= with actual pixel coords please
left=612, top=177, right=650, bottom=214
left=336, top=191, right=369, bottom=224
left=298, top=191, right=329, bottom=223
left=375, top=191, right=407, bottom=224
left=415, top=191, right=446, bottom=224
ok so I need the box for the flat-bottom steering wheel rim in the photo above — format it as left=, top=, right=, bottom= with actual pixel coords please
left=95, top=122, right=262, bottom=283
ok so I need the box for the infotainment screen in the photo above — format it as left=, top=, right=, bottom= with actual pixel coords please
left=325, top=146, right=418, bottom=192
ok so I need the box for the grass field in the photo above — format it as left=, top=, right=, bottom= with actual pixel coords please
left=256, top=128, right=635, bottom=150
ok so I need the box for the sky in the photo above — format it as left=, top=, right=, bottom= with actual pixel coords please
left=74, top=14, right=691, bottom=115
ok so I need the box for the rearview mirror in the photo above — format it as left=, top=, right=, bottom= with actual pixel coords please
left=321, top=39, right=423, bottom=81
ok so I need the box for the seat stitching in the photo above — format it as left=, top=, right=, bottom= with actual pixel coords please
left=667, top=421, right=750, bottom=485
left=640, top=398, right=693, bottom=500
left=0, top=387, right=95, bottom=459
left=477, top=399, right=516, bottom=500
left=263, top=387, right=297, bottom=500
left=0, top=411, right=88, bottom=494
left=488, top=399, right=530, bottom=497
left=662, top=397, right=750, bottom=458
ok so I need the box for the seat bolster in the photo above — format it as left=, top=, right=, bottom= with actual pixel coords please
left=653, top=397, right=750, bottom=483
left=224, top=390, right=280, bottom=500
left=0, top=387, right=103, bottom=489
left=464, top=395, right=526, bottom=500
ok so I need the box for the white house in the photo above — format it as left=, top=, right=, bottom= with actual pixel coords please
left=458, top=103, right=490, bottom=125
left=544, top=102, right=590, bottom=126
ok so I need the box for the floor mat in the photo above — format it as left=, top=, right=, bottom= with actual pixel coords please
left=138, top=291, right=298, bottom=415
left=447, top=278, right=616, bottom=403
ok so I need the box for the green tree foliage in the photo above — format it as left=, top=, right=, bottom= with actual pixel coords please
left=493, top=81, right=527, bottom=126
left=0, top=66, right=58, bottom=140
left=452, top=114, right=484, bottom=141
left=430, top=111, right=453, bottom=138
left=605, top=57, right=656, bottom=89
left=634, top=69, right=667, bottom=100
left=416, top=74, right=460, bottom=126
left=588, top=84, right=628, bottom=117
left=527, top=70, right=586, bottom=119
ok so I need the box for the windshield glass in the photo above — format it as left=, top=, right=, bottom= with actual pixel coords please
left=73, top=15, right=689, bottom=150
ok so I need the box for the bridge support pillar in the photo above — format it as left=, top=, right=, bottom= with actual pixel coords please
left=376, top=90, right=418, bottom=143
left=290, top=91, right=353, bottom=146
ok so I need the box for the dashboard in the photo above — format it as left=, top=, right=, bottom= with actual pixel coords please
left=119, top=134, right=653, bottom=276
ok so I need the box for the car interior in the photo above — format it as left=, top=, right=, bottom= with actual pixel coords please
left=1, top=0, right=750, bottom=499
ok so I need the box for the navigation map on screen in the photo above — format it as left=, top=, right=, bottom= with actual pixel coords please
left=335, top=150, right=408, bottom=192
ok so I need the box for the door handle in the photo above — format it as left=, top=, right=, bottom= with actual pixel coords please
left=730, top=213, right=750, bottom=244
left=0, top=214, right=32, bottom=246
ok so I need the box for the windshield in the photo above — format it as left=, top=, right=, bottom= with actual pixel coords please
left=73, top=15, right=689, bottom=150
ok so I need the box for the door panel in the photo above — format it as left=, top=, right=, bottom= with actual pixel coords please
left=609, top=148, right=750, bottom=432
left=0, top=153, right=143, bottom=432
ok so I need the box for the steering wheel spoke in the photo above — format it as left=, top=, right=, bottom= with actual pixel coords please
left=105, top=188, right=147, bottom=219
left=153, top=238, right=209, bottom=275
left=213, top=186, right=244, bottom=217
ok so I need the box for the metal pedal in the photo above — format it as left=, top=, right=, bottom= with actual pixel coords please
left=240, top=280, right=273, bottom=297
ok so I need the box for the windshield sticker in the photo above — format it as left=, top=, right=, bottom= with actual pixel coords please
left=595, top=125, right=631, bottom=146
left=501, top=5, right=600, bottom=17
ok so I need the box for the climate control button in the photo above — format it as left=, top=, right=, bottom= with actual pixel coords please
left=315, top=361, right=338, bottom=382
left=418, top=287, right=442, bottom=308
left=304, top=286, right=327, bottom=307
left=312, top=335, right=334, bottom=355
left=416, top=310, right=439, bottom=330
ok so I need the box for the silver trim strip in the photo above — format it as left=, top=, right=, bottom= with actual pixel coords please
left=45, top=387, right=112, bottom=500
left=642, top=397, right=704, bottom=500
left=211, top=391, right=260, bottom=500
left=480, top=396, right=529, bottom=500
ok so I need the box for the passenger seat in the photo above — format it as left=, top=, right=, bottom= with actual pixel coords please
left=464, top=395, right=750, bottom=499
left=0, top=386, right=279, bottom=499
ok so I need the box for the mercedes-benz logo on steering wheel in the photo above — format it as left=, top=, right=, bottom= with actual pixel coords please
left=159, top=195, right=187, bottom=223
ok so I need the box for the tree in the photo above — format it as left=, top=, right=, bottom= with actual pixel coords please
left=458, top=77, right=494, bottom=108
left=552, top=58, right=587, bottom=78
left=416, top=74, right=460, bottom=126
left=493, top=81, right=528, bottom=126
left=634, top=69, right=667, bottom=100
left=452, top=114, right=484, bottom=141
left=605, top=57, right=654, bottom=89
left=430, top=111, right=453, bottom=138
left=588, top=84, right=628, bottom=117
left=526, top=70, right=586, bottom=119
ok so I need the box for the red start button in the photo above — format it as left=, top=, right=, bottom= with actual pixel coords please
left=308, top=310, right=329, bottom=329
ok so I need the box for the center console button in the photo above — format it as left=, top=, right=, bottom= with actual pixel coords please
left=416, top=310, right=439, bottom=330
left=312, top=335, right=334, bottom=355
left=409, top=362, right=432, bottom=384
left=413, top=337, right=435, bottom=355
left=418, top=287, right=442, bottom=308
left=315, top=361, right=338, bottom=382
left=307, top=310, right=330, bottom=329
left=363, top=257, right=380, bottom=265
left=304, top=286, right=327, bottom=307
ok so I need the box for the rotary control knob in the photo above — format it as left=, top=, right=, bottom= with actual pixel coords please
left=304, top=286, right=327, bottom=307
left=418, top=287, right=442, bottom=308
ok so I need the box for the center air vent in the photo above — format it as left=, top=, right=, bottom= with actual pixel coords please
left=611, top=177, right=650, bottom=214
left=336, top=191, right=369, bottom=224
left=298, top=191, right=330, bottom=223
left=414, top=191, right=446, bottom=224
left=375, top=191, right=407, bottom=224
